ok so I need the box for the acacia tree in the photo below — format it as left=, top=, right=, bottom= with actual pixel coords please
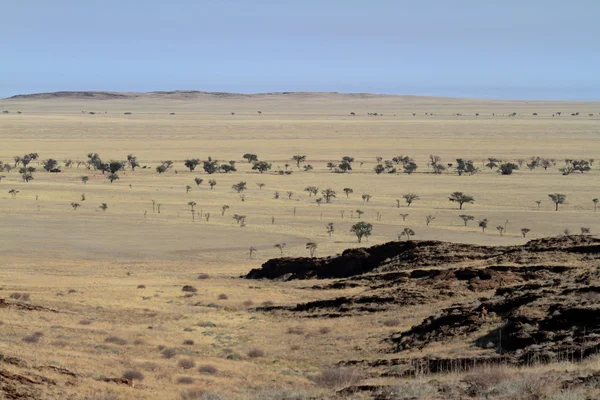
left=425, top=215, right=435, bottom=226
left=184, top=158, right=200, bottom=172
left=107, top=173, right=119, bottom=183
left=257, top=183, right=265, bottom=190
left=521, top=228, right=530, bottom=237
left=350, top=221, right=372, bottom=243
left=274, top=243, right=286, bottom=256
left=321, top=188, right=336, bottom=203
left=306, top=242, right=317, bottom=257
left=99, top=203, right=108, bottom=211
left=71, top=202, right=80, bottom=210
left=399, top=227, right=415, bottom=240
left=243, top=154, right=258, bottom=163
left=326, top=222, right=334, bottom=236
left=304, top=186, right=318, bottom=197
left=403, top=193, right=420, bottom=207
left=203, top=157, right=219, bottom=174
left=42, top=159, right=60, bottom=172
left=355, top=209, right=364, bottom=219
left=459, top=214, right=474, bottom=226
left=400, top=213, right=409, bottom=221
left=498, top=163, right=519, bottom=175
left=20, top=167, right=35, bottom=182
left=208, top=179, right=217, bottom=189
left=127, top=154, right=140, bottom=170
left=593, top=198, right=598, bottom=212
left=232, top=181, right=247, bottom=193
left=449, top=192, right=474, bottom=210
left=496, top=226, right=505, bottom=236
left=194, top=177, right=203, bottom=187
left=221, top=205, right=229, bottom=216
left=343, top=188, right=353, bottom=198
left=292, top=155, right=306, bottom=169
left=548, top=193, right=566, bottom=211
left=81, top=176, right=89, bottom=185
left=252, top=161, right=272, bottom=173
left=362, top=194, right=371, bottom=203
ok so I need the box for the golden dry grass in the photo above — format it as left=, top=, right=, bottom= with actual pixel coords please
left=0, top=92, right=599, bottom=399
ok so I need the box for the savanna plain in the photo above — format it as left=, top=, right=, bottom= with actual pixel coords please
left=1, top=91, right=600, bottom=399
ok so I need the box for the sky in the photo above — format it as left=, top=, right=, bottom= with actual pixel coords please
left=1, top=0, right=599, bottom=100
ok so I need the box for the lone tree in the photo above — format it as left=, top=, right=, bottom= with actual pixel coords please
left=496, top=225, right=505, bottom=236
left=42, top=159, right=60, bottom=172
left=232, top=181, right=247, bottom=193
left=292, top=155, right=307, bottom=169
left=521, top=228, right=530, bottom=237
left=400, top=213, right=409, bottom=221
left=326, top=222, right=334, bottom=236
left=399, top=227, right=415, bottom=240
left=304, top=186, right=319, bottom=197
left=248, top=246, right=257, bottom=259
left=184, top=158, right=200, bottom=172
left=593, top=198, right=598, bottom=212
left=343, top=188, right=353, bottom=198
left=20, top=167, right=35, bottom=182
left=257, top=182, right=265, bottom=190
left=107, top=173, right=119, bottom=183
left=221, top=205, right=229, bottom=216
left=425, top=215, right=435, bottom=226
left=243, top=154, right=258, bottom=163
left=274, top=243, right=286, bottom=256
left=459, top=214, right=474, bottom=226
left=99, top=203, right=108, bottom=212
left=449, top=192, right=474, bottom=210
left=362, top=194, right=371, bottom=203
left=202, top=157, right=219, bottom=174
left=497, top=163, right=519, bottom=175
left=81, top=176, right=89, bottom=185
left=194, top=177, right=203, bottom=187
left=548, top=193, right=566, bottom=211
left=478, top=219, right=488, bottom=232
left=321, top=188, right=336, bottom=203
left=208, top=179, right=217, bottom=189
left=306, top=242, right=317, bottom=257
left=350, top=221, right=373, bottom=243
left=355, top=209, right=364, bottom=219
left=8, top=189, right=19, bottom=198
left=186, top=185, right=192, bottom=193
left=127, top=154, right=139, bottom=170
left=252, top=161, right=272, bottom=173
left=403, top=193, right=420, bottom=207
left=71, top=202, right=80, bottom=210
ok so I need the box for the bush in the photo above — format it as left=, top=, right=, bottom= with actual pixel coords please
left=22, top=332, right=44, bottom=343
left=197, top=273, right=210, bottom=280
left=198, top=321, right=216, bottom=328
left=262, top=300, right=274, bottom=307
left=104, top=336, right=128, bottom=345
left=198, top=364, right=218, bottom=375
left=122, top=369, right=145, bottom=381
left=247, top=348, right=265, bottom=358
left=178, top=358, right=196, bottom=369
left=242, top=300, right=254, bottom=307
left=180, top=389, right=208, bottom=400
left=137, top=285, right=146, bottom=289
left=79, top=320, right=92, bottom=325
left=133, top=338, right=145, bottom=345
left=217, top=293, right=228, bottom=300
left=9, top=292, right=21, bottom=299
left=382, top=318, right=401, bottom=327
left=286, top=326, right=305, bottom=335
left=182, top=285, right=197, bottom=293
left=318, top=327, right=331, bottom=335
left=313, top=367, right=361, bottom=388
left=161, top=347, right=177, bottom=359
left=183, top=340, right=195, bottom=346
left=177, top=376, right=194, bottom=384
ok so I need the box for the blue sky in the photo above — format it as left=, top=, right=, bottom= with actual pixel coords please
left=1, top=0, right=599, bottom=99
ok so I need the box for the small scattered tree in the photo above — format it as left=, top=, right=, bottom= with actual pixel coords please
left=362, top=194, right=371, bottom=203
left=221, top=205, right=229, bottom=216
left=185, top=185, right=192, bottom=193
left=304, top=186, right=319, bottom=197
left=316, top=197, right=322, bottom=206
left=497, top=163, right=519, bottom=175
left=243, top=154, right=258, bottom=163
left=356, top=209, right=364, bottom=219
left=400, top=213, right=409, bottom=221
left=274, top=243, right=286, bottom=256
left=306, top=242, right=317, bottom=257
left=478, top=219, right=488, bottom=232
left=20, top=167, right=35, bottom=182
left=521, top=228, right=530, bottom=237
left=8, top=189, right=19, bottom=198
left=287, top=191, right=293, bottom=200
left=399, top=227, right=415, bottom=240
left=403, top=193, right=420, bottom=207
left=42, top=159, right=60, bottom=172
left=208, top=179, right=217, bottom=189
left=81, top=176, right=89, bottom=185
left=274, top=191, right=280, bottom=199
left=292, top=155, right=307, bottom=169
left=232, top=182, right=247, bottom=193
left=194, top=177, right=203, bottom=187
left=593, top=198, right=598, bottom=212
left=99, top=203, right=108, bottom=212
left=350, top=221, right=373, bottom=243
left=343, top=188, right=353, bottom=198
left=403, top=161, right=418, bottom=174
left=459, top=214, right=474, bottom=226
left=127, top=154, right=139, bottom=170
left=248, top=246, right=257, bottom=259
left=107, top=173, right=119, bottom=183
left=184, top=158, right=200, bottom=172
left=322, top=188, right=336, bottom=203
left=326, top=222, right=334, bottom=236
left=252, top=161, right=272, bottom=173
left=202, top=158, right=219, bottom=174
left=535, top=200, right=542, bottom=209
left=71, top=202, right=80, bottom=210
left=449, top=192, right=474, bottom=210
left=425, top=215, right=435, bottom=226
left=581, top=227, right=591, bottom=234
left=257, top=183, right=265, bottom=190
left=548, top=193, right=566, bottom=211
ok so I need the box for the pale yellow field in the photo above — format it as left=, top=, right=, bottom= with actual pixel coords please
left=0, top=92, right=599, bottom=399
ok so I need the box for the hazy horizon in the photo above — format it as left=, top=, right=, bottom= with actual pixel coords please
left=2, top=0, right=599, bottom=101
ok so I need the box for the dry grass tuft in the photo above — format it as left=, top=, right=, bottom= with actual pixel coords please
left=79, top=319, right=92, bottom=325
left=22, top=332, right=44, bottom=343
left=183, top=339, right=195, bottom=345
left=104, top=336, right=128, bottom=345
left=382, top=318, right=402, bottom=327
left=247, top=348, right=266, bottom=358
left=313, top=367, right=361, bottom=388
left=286, top=326, right=305, bottom=335
left=162, top=347, right=178, bottom=359
left=217, top=293, right=228, bottom=300
left=9, top=292, right=21, bottom=299
left=180, top=388, right=207, bottom=400
left=197, top=364, right=218, bottom=375
left=177, top=376, right=195, bottom=384
left=137, top=284, right=146, bottom=289
left=197, top=273, right=210, bottom=280
left=318, top=327, right=331, bottom=334
left=178, top=358, right=196, bottom=369
left=242, top=300, right=254, bottom=307
left=122, top=369, right=145, bottom=381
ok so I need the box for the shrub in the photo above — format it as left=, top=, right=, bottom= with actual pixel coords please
left=290, top=345, right=301, bottom=351
left=463, top=366, right=512, bottom=396
left=133, top=338, right=145, bottom=345
left=197, top=273, right=210, bottom=280
left=183, top=340, right=195, bottom=345
left=137, top=285, right=146, bottom=289
left=122, top=369, right=145, bottom=381
left=177, top=376, right=194, bottom=384
left=217, top=293, right=228, bottom=300
left=262, top=300, right=274, bottom=307
left=9, top=292, right=21, bottom=299
left=198, top=321, right=216, bottom=328
left=382, top=318, right=402, bottom=327
left=180, top=389, right=208, bottom=400
left=182, top=285, right=197, bottom=293
left=79, top=320, right=92, bottom=325
left=286, top=326, right=305, bottom=335
left=242, top=300, right=254, bottom=307
left=22, top=332, right=44, bottom=343
left=50, top=340, right=68, bottom=347
left=318, top=327, right=331, bottom=335
left=104, top=336, right=128, bottom=345
left=247, top=348, right=265, bottom=358
left=198, top=364, right=218, bottom=375
left=161, top=347, right=177, bottom=359
left=313, top=367, right=361, bottom=388
left=178, top=358, right=196, bottom=369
